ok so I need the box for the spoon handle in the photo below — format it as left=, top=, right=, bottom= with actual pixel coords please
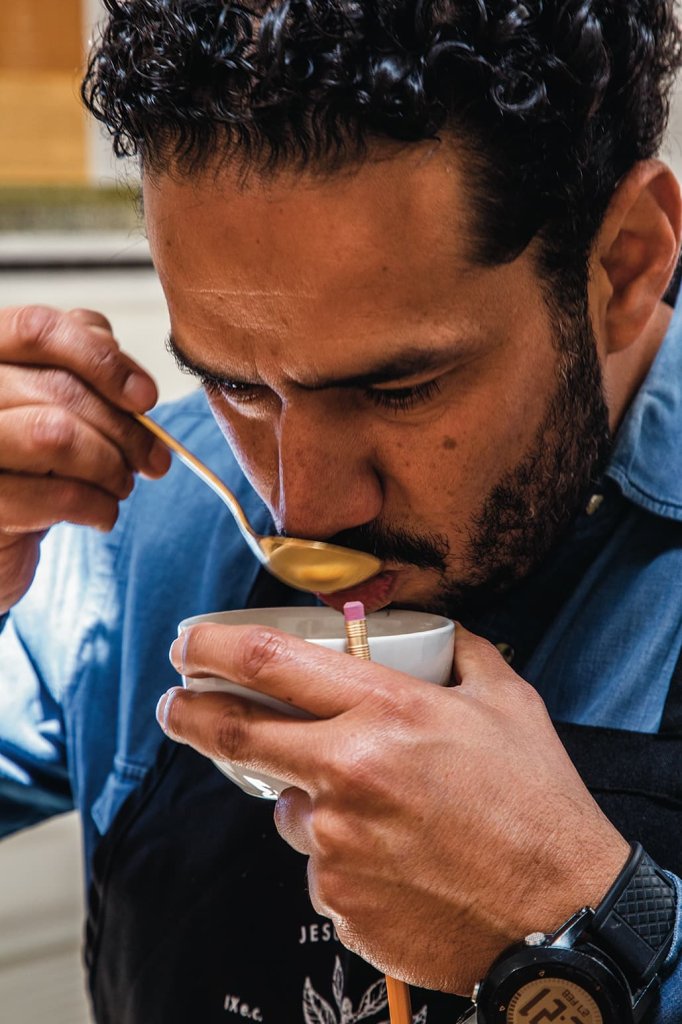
left=134, top=413, right=265, bottom=563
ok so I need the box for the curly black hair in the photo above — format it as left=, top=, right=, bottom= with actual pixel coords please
left=83, top=1, right=681, bottom=286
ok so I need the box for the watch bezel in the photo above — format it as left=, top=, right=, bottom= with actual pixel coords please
left=475, top=943, right=635, bottom=1024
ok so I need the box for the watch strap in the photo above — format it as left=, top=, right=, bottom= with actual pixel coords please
left=589, top=843, right=677, bottom=988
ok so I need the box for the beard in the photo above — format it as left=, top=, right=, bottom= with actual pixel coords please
left=326, top=291, right=612, bottom=618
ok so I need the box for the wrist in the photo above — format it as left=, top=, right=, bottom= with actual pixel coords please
left=514, top=822, right=631, bottom=943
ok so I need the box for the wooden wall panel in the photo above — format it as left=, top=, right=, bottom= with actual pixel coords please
left=0, top=0, right=86, bottom=185
left=0, top=0, right=83, bottom=72
left=0, top=72, right=87, bottom=185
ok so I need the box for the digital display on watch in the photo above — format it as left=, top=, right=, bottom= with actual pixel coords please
left=506, top=978, right=603, bottom=1024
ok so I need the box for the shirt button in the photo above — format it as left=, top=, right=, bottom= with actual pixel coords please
left=496, top=642, right=515, bottom=665
left=585, top=493, right=605, bottom=516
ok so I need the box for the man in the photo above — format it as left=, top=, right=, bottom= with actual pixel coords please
left=1, top=1, right=682, bottom=1021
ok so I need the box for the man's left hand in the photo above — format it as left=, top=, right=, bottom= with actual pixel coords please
left=159, top=623, right=629, bottom=994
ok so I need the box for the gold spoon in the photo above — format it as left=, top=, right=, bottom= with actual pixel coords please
left=135, top=414, right=383, bottom=594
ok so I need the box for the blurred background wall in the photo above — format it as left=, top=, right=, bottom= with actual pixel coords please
left=0, top=0, right=86, bottom=185
left=0, top=0, right=121, bottom=188
left=1, top=4, right=682, bottom=1024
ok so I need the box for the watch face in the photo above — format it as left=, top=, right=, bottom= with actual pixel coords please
left=506, top=978, right=603, bottom=1024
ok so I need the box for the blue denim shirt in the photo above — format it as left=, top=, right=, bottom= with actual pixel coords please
left=2, top=301, right=682, bottom=1019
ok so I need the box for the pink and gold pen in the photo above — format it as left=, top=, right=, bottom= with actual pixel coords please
left=343, top=601, right=413, bottom=1024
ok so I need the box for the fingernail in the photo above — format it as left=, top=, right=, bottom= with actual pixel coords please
left=155, top=687, right=183, bottom=740
left=123, top=371, right=157, bottom=411
left=156, top=690, right=169, bottom=727
left=169, top=637, right=183, bottom=671
left=148, top=438, right=171, bottom=475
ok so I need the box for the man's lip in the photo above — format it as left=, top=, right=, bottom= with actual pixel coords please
left=316, top=570, right=400, bottom=613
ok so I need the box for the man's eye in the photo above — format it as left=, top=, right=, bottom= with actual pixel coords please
left=366, top=379, right=442, bottom=412
left=202, top=378, right=260, bottom=402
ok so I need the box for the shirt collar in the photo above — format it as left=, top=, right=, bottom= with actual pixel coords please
left=606, top=296, right=682, bottom=521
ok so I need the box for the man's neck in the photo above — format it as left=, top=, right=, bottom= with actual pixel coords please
left=605, top=300, right=673, bottom=434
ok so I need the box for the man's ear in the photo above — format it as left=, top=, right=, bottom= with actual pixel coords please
left=593, top=160, right=681, bottom=354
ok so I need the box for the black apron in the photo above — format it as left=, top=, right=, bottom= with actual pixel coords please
left=84, top=594, right=682, bottom=1024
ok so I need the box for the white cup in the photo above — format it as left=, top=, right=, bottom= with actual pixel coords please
left=178, top=606, right=455, bottom=799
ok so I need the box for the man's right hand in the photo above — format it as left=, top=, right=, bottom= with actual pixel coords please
left=0, top=305, right=172, bottom=615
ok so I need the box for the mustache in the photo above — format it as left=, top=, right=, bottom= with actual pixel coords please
left=322, top=521, right=449, bottom=573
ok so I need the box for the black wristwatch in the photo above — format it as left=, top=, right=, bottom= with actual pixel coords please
left=458, top=844, right=677, bottom=1024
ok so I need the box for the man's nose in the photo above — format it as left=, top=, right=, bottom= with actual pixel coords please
left=273, top=406, right=383, bottom=540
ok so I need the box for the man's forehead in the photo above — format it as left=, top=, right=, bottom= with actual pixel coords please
left=148, top=155, right=478, bottom=319
left=143, top=142, right=537, bottom=380
left=143, top=141, right=477, bottom=280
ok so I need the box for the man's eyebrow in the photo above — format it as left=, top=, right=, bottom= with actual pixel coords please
left=166, top=332, right=470, bottom=390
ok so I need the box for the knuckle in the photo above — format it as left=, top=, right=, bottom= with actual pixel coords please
left=9, top=305, right=59, bottom=348
left=331, top=735, right=390, bottom=802
left=515, top=678, right=548, bottom=716
left=463, top=632, right=511, bottom=677
left=30, top=406, right=77, bottom=453
left=84, top=343, right=129, bottom=392
left=237, top=628, right=287, bottom=681
left=67, top=308, right=115, bottom=335
left=310, top=806, right=339, bottom=858
left=212, top=706, right=248, bottom=761
left=51, top=477, right=82, bottom=513
left=42, top=367, right=84, bottom=408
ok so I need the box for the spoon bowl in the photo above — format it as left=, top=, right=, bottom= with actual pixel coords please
left=135, top=414, right=383, bottom=594
left=259, top=535, right=381, bottom=592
